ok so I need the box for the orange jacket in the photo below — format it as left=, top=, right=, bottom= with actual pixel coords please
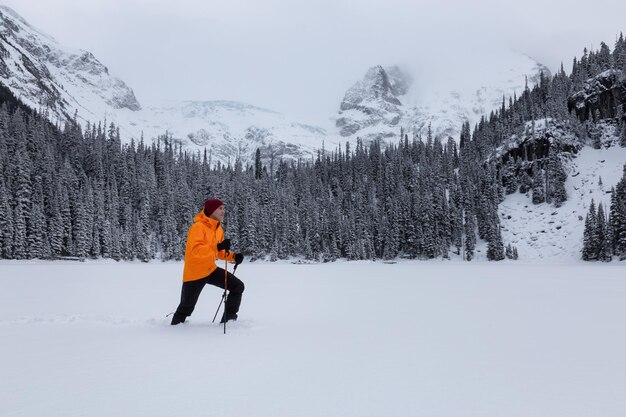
left=182, top=210, right=236, bottom=282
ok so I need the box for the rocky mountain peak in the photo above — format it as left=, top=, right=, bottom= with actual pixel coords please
left=336, top=65, right=411, bottom=137
left=339, top=65, right=406, bottom=111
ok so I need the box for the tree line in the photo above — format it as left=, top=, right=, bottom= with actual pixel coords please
left=1, top=34, right=626, bottom=262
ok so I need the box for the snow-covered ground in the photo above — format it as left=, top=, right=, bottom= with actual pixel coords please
left=1, top=260, right=625, bottom=417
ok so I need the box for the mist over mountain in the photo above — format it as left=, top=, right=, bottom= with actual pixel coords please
left=336, top=52, right=549, bottom=142
left=1, top=5, right=551, bottom=165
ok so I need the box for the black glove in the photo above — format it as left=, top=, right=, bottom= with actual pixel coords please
left=217, top=239, right=231, bottom=252
left=234, top=253, right=244, bottom=266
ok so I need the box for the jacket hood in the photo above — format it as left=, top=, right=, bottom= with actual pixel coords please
left=193, top=210, right=220, bottom=228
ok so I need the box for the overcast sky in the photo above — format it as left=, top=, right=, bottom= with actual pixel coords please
left=3, top=0, right=625, bottom=124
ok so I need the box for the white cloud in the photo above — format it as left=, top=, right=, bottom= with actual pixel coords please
left=2, top=0, right=626, bottom=124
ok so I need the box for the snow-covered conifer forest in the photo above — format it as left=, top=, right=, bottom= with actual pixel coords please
left=2, top=36, right=626, bottom=262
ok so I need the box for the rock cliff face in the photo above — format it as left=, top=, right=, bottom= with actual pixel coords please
left=568, top=69, right=626, bottom=122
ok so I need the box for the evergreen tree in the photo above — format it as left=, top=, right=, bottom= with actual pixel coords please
left=615, top=32, right=626, bottom=72
left=463, top=210, right=476, bottom=261
left=531, top=165, right=546, bottom=204
left=254, top=148, right=262, bottom=180
left=596, top=202, right=611, bottom=261
left=546, top=149, right=567, bottom=207
left=611, top=167, right=626, bottom=258
left=501, top=157, right=518, bottom=194
left=486, top=222, right=505, bottom=261
left=582, top=200, right=598, bottom=260
left=12, top=138, right=33, bottom=259
left=505, top=243, right=511, bottom=259
left=518, top=169, right=533, bottom=194
left=0, top=175, right=14, bottom=258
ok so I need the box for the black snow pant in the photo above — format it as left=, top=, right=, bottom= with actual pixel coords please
left=174, top=267, right=245, bottom=320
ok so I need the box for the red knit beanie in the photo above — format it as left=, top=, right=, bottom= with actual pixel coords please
left=204, top=198, right=224, bottom=216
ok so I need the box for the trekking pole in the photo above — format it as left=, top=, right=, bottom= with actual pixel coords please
left=211, top=256, right=234, bottom=334
left=212, top=254, right=229, bottom=328
left=223, top=257, right=228, bottom=334
left=211, top=286, right=227, bottom=323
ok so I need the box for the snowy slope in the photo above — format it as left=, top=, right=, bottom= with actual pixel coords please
left=1, top=260, right=625, bottom=417
left=499, top=123, right=626, bottom=261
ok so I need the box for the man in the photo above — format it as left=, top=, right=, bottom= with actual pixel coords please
left=171, top=198, right=245, bottom=325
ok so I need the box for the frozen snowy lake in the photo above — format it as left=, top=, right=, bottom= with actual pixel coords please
left=1, top=260, right=625, bottom=417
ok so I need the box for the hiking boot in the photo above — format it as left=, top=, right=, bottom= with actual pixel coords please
left=220, top=312, right=238, bottom=324
left=170, top=313, right=186, bottom=325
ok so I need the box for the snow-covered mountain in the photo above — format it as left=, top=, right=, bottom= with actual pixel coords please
left=337, top=53, right=550, bottom=141
left=0, top=5, right=141, bottom=119
left=1, top=4, right=552, bottom=164
left=0, top=5, right=331, bottom=164
left=133, top=100, right=329, bottom=163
